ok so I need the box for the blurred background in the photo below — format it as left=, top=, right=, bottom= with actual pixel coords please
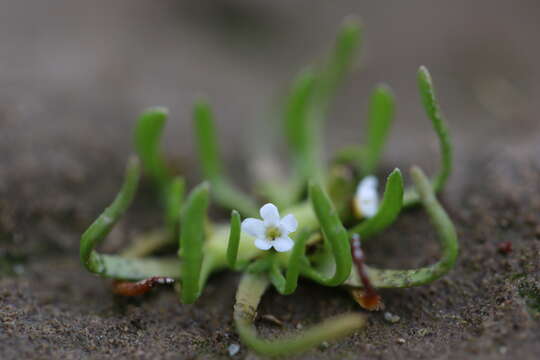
left=1, top=0, right=539, bottom=186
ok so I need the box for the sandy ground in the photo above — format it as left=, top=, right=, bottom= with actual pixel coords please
left=1, top=1, right=540, bottom=359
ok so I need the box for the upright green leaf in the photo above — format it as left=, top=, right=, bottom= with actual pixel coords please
left=317, top=18, right=362, bottom=102
left=363, top=84, right=395, bottom=175
left=284, top=69, right=318, bottom=187
left=284, top=19, right=362, bottom=191
left=193, top=101, right=258, bottom=217
left=226, top=210, right=241, bottom=268
left=165, top=177, right=185, bottom=238
left=134, top=107, right=171, bottom=189
left=179, top=182, right=210, bottom=303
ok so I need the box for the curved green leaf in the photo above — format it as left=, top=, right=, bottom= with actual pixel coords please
left=301, top=183, right=352, bottom=286
left=80, top=157, right=140, bottom=273
left=234, top=273, right=365, bottom=356
left=347, top=166, right=459, bottom=288
left=348, top=168, right=404, bottom=239
left=404, top=66, right=452, bottom=207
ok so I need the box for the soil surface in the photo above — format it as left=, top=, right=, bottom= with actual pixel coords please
left=1, top=1, right=540, bottom=359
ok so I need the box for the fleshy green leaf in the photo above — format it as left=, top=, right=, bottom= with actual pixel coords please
left=301, top=183, right=352, bottom=286
left=404, top=66, right=452, bottom=207
left=193, top=101, right=258, bottom=217
left=317, top=18, right=362, bottom=102
left=165, top=177, right=185, bottom=239
left=284, top=69, right=318, bottom=189
left=349, top=168, right=404, bottom=239
left=363, top=84, right=395, bottom=175
left=80, top=157, right=140, bottom=272
left=134, top=107, right=171, bottom=189
left=179, top=182, right=210, bottom=304
left=284, top=19, right=362, bottom=193
left=226, top=210, right=241, bottom=268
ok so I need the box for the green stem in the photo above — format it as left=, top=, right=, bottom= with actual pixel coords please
left=234, top=272, right=365, bottom=357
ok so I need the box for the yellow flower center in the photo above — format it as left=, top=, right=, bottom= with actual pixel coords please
left=265, top=226, right=281, bottom=240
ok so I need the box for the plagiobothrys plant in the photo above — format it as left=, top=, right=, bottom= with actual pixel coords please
left=80, top=17, right=458, bottom=357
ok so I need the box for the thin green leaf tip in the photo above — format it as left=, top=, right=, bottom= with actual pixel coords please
left=363, top=84, right=395, bottom=175
left=134, top=107, right=170, bottom=189
left=404, top=66, right=452, bottom=207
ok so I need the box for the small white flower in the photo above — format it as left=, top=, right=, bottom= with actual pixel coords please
left=353, top=175, right=379, bottom=219
left=241, top=203, right=298, bottom=252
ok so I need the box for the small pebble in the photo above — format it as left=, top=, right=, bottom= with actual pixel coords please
left=396, top=338, right=406, bottom=344
left=228, top=343, right=240, bottom=356
left=384, top=312, right=400, bottom=323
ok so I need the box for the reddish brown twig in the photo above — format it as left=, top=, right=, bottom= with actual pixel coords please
left=350, top=234, right=384, bottom=311
left=112, top=276, right=175, bottom=296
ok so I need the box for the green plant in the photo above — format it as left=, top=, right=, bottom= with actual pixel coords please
left=80, top=18, right=458, bottom=357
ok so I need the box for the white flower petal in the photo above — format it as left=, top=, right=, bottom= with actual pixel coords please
left=359, top=175, right=378, bottom=190
left=359, top=199, right=378, bottom=218
left=280, top=214, right=298, bottom=233
left=254, top=237, right=273, bottom=250
left=241, top=218, right=265, bottom=238
left=354, top=175, right=379, bottom=218
left=272, top=236, right=294, bottom=252
left=260, top=203, right=280, bottom=226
